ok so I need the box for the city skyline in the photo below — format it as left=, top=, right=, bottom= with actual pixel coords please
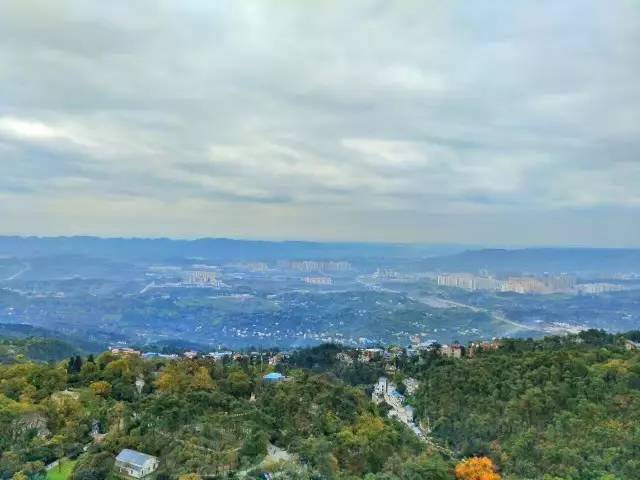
left=1, top=1, right=639, bottom=246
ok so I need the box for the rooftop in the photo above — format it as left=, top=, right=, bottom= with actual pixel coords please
left=115, top=449, right=158, bottom=467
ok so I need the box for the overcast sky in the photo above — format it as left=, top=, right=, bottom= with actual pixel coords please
left=0, top=1, right=638, bottom=246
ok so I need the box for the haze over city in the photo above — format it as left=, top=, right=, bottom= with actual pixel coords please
left=1, top=1, right=638, bottom=246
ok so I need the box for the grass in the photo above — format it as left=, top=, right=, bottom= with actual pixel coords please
left=46, top=459, right=77, bottom=480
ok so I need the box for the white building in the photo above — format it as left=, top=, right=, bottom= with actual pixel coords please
left=403, top=377, right=420, bottom=395
left=114, top=449, right=159, bottom=479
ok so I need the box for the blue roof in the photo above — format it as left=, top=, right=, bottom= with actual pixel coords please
left=116, top=449, right=157, bottom=467
left=263, top=372, right=285, bottom=380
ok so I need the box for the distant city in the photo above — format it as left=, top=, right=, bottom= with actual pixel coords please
left=1, top=237, right=639, bottom=351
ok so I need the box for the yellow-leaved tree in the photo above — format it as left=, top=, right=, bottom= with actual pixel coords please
left=455, top=456, right=501, bottom=480
left=89, top=381, right=112, bottom=397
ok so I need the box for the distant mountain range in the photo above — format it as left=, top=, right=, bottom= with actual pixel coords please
left=419, top=248, right=640, bottom=275
left=1, top=236, right=638, bottom=275
left=0, top=236, right=471, bottom=262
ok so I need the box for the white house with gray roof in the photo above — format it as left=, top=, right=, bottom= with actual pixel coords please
left=114, top=449, right=159, bottom=479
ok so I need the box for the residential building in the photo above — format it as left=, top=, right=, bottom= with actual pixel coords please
left=268, top=353, right=284, bottom=366
left=625, top=339, right=640, bottom=351
left=468, top=340, right=501, bottom=357
left=440, top=344, right=463, bottom=359
left=303, top=276, right=333, bottom=285
left=359, top=347, right=383, bottom=362
left=263, top=372, right=286, bottom=383
left=110, top=347, right=141, bottom=357
left=185, top=270, right=218, bottom=285
left=114, top=449, right=159, bottom=479
left=403, top=377, right=420, bottom=395
left=437, top=273, right=474, bottom=290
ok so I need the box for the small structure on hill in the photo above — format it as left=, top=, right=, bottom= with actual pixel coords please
left=114, top=449, right=159, bottom=479
left=625, top=339, right=640, bottom=351
left=263, top=372, right=286, bottom=383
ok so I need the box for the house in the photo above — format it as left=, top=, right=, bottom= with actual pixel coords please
left=403, top=377, right=420, bottom=395
left=263, top=372, right=286, bottom=383
left=205, top=351, right=233, bottom=360
left=406, top=348, right=419, bottom=358
left=110, top=347, right=141, bottom=357
left=440, top=344, right=463, bottom=359
left=625, top=339, right=640, bottom=351
left=467, top=340, right=501, bottom=357
left=359, top=347, right=383, bottom=363
left=268, top=353, right=284, bottom=366
left=183, top=350, right=198, bottom=359
left=114, top=449, right=159, bottom=479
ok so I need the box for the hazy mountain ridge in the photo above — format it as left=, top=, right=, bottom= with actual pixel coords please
left=0, top=236, right=471, bottom=262
left=420, top=247, right=640, bottom=274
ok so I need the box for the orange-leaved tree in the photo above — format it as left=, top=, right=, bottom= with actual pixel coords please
left=455, top=456, right=501, bottom=480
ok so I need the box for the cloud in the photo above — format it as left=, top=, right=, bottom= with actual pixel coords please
left=0, top=0, right=638, bottom=245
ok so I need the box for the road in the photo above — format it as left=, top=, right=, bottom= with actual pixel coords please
left=4, top=263, right=30, bottom=281
left=359, top=273, right=536, bottom=334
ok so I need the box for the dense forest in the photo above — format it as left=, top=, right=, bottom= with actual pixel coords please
left=407, top=330, right=640, bottom=479
left=0, top=345, right=457, bottom=480
left=0, top=337, right=82, bottom=364
left=2, top=331, right=640, bottom=479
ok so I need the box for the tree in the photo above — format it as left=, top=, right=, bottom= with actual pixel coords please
left=226, top=371, right=252, bottom=397
left=11, top=471, right=28, bottom=480
left=239, top=429, right=268, bottom=460
left=191, top=367, right=215, bottom=391
left=89, top=381, right=112, bottom=398
left=154, top=362, right=190, bottom=394
left=67, top=356, right=76, bottom=374
left=71, top=451, right=114, bottom=480
left=178, top=474, right=201, bottom=480
left=455, top=457, right=500, bottom=480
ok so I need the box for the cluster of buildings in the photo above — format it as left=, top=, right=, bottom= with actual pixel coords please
left=110, top=346, right=289, bottom=365
left=279, top=260, right=352, bottom=272
left=436, top=272, right=576, bottom=294
left=109, top=347, right=142, bottom=356
left=372, top=377, right=427, bottom=441
left=372, top=268, right=400, bottom=279
left=576, top=282, right=629, bottom=294
left=303, top=276, right=333, bottom=285
left=342, top=336, right=501, bottom=366
left=372, top=377, right=415, bottom=423
left=184, top=270, right=221, bottom=286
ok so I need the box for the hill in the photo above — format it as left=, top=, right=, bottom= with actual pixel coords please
left=0, top=345, right=453, bottom=480
left=407, top=330, right=640, bottom=479
left=0, top=235, right=468, bottom=262
left=0, top=336, right=82, bottom=363
left=419, top=247, right=640, bottom=275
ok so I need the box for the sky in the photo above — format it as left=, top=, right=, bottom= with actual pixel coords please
left=0, top=1, right=639, bottom=247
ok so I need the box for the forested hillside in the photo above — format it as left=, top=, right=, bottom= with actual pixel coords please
left=408, top=331, right=640, bottom=479
left=0, top=347, right=455, bottom=480
left=0, top=337, right=81, bottom=363
left=2, top=332, right=640, bottom=479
